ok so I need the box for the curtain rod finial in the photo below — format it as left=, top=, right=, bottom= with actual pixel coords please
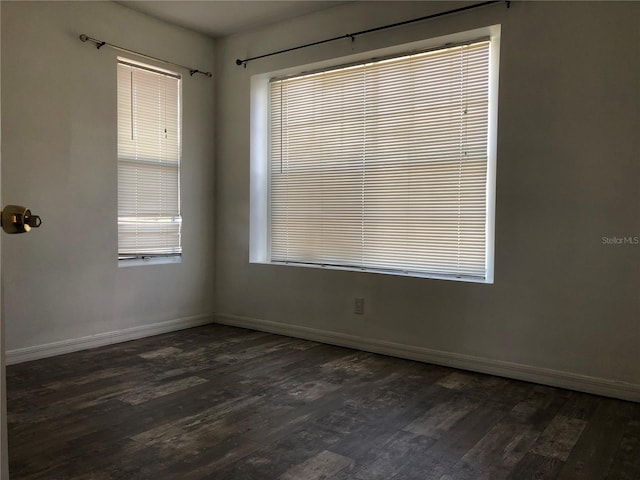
left=236, top=59, right=245, bottom=66
left=79, top=34, right=88, bottom=42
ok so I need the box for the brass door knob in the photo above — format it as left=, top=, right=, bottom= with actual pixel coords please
left=1, top=205, right=42, bottom=234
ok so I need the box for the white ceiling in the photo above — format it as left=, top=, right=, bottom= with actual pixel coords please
left=118, top=1, right=348, bottom=38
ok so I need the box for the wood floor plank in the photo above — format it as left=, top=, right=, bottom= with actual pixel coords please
left=505, top=452, right=564, bottom=480
left=386, top=406, right=507, bottom=480
left=605, top=418, right=640, bottom=480
left=555, top=398, right=635, bottom=480
left=438, top=419, right=540, bottom=480
left=7, top=323, right=640, bottom=480
left=530, top=415, right=587, bottom=461
left=509, top=385, right=572, bottom=429
left=213, top=423, right=344, bottom=480
left=349, top=430, right=435, bottom=480
left=138, top=346, right=183, bottom=359
left=280, top=450, right=353, bottom=480
left=404, top=395, right=481, bottom=438
left=437, top=372, right=478, bottom=390
left=118, top=375, right=208, bottom=405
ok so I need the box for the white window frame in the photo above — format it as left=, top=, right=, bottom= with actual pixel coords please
left=117, top=58, right=183, bottom=265
left=250, top=25, right=500, bottom=283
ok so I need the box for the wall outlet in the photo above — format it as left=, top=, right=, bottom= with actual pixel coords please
left=354, top=298, right=365, bottom=315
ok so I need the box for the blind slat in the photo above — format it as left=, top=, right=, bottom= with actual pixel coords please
left=269, top=41, right=490, bottom=278
left=118, top=61, right=182, bottom=256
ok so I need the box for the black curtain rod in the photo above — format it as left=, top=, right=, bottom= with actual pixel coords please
left=79, top=34, right=213, bottom=78
left=236, top=0, right=507, bottom=67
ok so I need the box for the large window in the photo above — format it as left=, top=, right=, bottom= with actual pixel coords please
left=117, top=60, right=182, bottom=260
left=261, top=35, right=497, bottom=283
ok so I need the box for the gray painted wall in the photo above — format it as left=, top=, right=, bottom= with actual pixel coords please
left=0, top=0, right=637, bottom=394
left=1, top=1, right=216, bottom=351
left=214, top=2, right=640, bottom=385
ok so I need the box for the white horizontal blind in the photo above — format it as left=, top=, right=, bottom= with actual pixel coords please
left=270, top=40, right=490, bottom=279
left=117, top=61, right=182, bottom=257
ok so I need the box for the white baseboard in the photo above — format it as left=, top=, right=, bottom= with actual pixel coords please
left=6, top=314, right=215, bottom=365
left=214, top=313, right=640, bottom=403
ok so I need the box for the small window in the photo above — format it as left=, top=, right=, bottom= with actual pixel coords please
left=265, top=38, right=496, bottom=282
left=117, top=60, right=182, bottom=260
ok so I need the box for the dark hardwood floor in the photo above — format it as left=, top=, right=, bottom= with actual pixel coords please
left=7, top=324, right=640, bottom=479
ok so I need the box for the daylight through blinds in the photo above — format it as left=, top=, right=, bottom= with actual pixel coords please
left=269, top=41, right=490, bottom=278
left=117, top=61, right=182, bottom=257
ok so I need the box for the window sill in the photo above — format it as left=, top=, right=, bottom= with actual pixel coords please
left=118, top=256, right=182, bottom=268
left=251, top=260, right=492, bottom=284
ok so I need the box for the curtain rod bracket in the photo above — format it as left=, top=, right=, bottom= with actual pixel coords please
left=189, top=68, right=215, bottom=77
left=78, top=34, right=213, bottom=78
